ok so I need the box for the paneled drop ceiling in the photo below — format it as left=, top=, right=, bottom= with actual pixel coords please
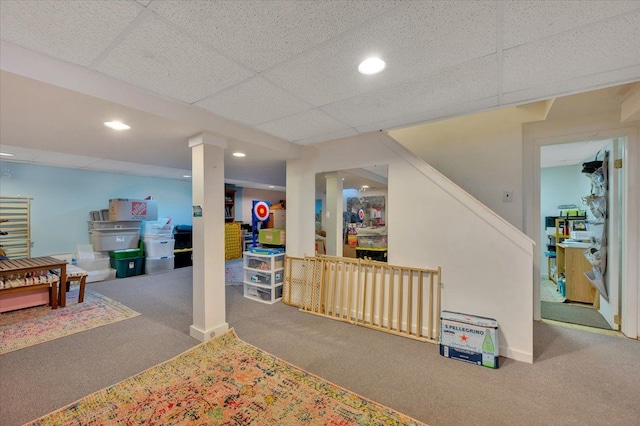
left=0, top=1, right=639, bottom=186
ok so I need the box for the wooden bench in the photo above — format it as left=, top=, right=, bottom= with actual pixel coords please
left=0, top=257, right=67, bottom=312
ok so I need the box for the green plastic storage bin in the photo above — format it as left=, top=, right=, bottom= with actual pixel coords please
left=109, top=248, right=143, bottom=259
left=110, top=256, right=143, bottom=278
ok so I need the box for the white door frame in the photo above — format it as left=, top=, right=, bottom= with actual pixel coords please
left=525, top=124, right=638, bottom=339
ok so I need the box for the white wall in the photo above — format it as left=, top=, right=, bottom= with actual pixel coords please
left=239, top=187, right=286, bottom=224
left=0, top=162, right=192, bottom=256
left=389, top=107, right=529, bottom=230
left=539, top=164, right=593, bottom=276
left=287, top=132, right=534, bottom=363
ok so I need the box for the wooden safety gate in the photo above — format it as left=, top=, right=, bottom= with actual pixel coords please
left=283, top=255, right=442, bottom=343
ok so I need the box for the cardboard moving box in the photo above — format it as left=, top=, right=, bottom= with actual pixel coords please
left=109, top=198, right=158, bottom=221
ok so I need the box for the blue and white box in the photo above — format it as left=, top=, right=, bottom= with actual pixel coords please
left=439, top=310, right=499, bottom=369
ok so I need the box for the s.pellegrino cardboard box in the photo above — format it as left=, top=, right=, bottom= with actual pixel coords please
left=439, top=310, right=499, bottom=369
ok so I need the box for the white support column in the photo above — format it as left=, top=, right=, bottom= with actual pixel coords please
left=189, top=133, right=228, bottom=342
left=324, top=172, right=343, bottom=257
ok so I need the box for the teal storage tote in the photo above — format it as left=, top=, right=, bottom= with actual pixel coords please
left=110, top=256, right=143, bottom=278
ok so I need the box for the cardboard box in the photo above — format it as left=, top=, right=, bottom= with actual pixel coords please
left=259, top=228, right=285, bottom=245
left=109, top=198, right=158, bottom=221
left=315, top=239, right=325, bottom=255
left=439, top=310, right=499, bottom=369
left=267, top=210, right=286, bottom=229
left=343, top=245, right=357, bottom=258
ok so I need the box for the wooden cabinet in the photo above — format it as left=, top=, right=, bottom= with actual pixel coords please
left=224, top=190, right=235, bottom=223
left=556, top=242, right=597, bottom=304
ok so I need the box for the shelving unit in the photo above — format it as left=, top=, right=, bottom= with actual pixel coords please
left=243, top=251, right=284, bottom=304
left=547, top=216, right=586, bottom=283
left=0, top=196, right=31, bottom=258
left=224, top=189, right=235, bottom=223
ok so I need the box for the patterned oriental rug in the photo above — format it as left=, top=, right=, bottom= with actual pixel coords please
left=0, top=288, right=140, bottom=355
left=26, top=329, right=427, bottom=426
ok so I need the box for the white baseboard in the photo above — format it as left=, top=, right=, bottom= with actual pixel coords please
left=189, top=322, right=229, bottom=342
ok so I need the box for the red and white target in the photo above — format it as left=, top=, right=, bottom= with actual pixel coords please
left=254, top=201, right=270, bottom=221
left=358, top=208, right=365, bottom=221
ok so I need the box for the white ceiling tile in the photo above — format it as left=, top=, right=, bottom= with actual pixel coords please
left=264, top=1, right=496, bottom=106
left=153, top=0, right=401, bottom=72
left=358, top=96, right=500, bottom=134
left=95, top=13, right=254, bottom=104
left=503, top=11, right=640, bottom=94
left=296, top=128, right=360, bottom=146
left=195, top=77, right=312, bottom=126
left=503, top=1, right=640, bottom=49
left=322, top=56, right=498, bottom=129
left=136, top=0, right=153, bottom=6
left=502, top=65, right=640, bottom=106
left=256, top=109, right=351, bottom=142
left=0, top=0, right=142, bottom=67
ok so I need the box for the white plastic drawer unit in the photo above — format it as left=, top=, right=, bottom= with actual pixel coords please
left=242, top=252, right=284, bottom=304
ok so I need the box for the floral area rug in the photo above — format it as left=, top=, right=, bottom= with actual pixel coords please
left=0, top=287, right=140, bottom=355
left=225, top=258, right=244, bottom=285
left=27, top=328, right=427, bottom=425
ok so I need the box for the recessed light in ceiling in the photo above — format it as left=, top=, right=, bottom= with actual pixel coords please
left=0, top=152, right=15, bottom=157
left=358, top=57, right=385, bottom=75
left=232, top=152, right=246, bottom=157
left=361, top=185, right=369, bottom=189
left=268, top=185, right=275, bottom=189
left=183, top=175, right=191, bottom=178
left=104, top=121, right=130, bottom=130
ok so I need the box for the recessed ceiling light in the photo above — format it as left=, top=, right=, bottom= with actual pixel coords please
left=0, top=152, right=15, bottom=157
left=268, top=185, right=275, bottom=189
left=232, top=152, right=246, bottom=157
left=358, top=57, right=385, bottom=75
left=104, top=121, right=130, bottom=130
left=361, top=185, right=369, bottom=189
left=183, top=175, right=191, bottom=178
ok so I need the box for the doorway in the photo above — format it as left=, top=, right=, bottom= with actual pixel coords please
left=539, top=138, right=624, bottom=331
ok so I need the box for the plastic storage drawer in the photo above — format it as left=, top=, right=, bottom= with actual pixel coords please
left=245, top=269, right=283, bottom=286
left=244, top=283, right=283, bottom=303
left=145, top=256, right=175, bottom=275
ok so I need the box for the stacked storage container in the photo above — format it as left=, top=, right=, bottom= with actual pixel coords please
left=87, top=216, right=142, bottom=279
left=74, top=245, right=116, bottom=282
left=141, top=219, right=175, bottom=274
left=173, top=225, right=193, bottom=268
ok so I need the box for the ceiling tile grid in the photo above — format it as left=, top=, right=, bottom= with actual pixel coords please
left=263, top=1, right=497, bottom=107
left=152, top=0, right=402, bottom=72
left=502, top=10, right=640, bottom=94
left=321, top=55, right=499, bottom=129
left=0, top=0, right=142, bottom=67
left=194, top=76, right=313, bottom=126
left=357, top=96, right=500, bottom=134
left=94, top=13, right=255, bottom=104
left=502, top=0, right=640, bottom=49
left=256, top=108, right=353, bottom=143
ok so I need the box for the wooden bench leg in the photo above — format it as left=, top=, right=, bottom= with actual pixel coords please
left=51, top=281, right=58, bottom=310
left=78, top=276, right=87, bottom=303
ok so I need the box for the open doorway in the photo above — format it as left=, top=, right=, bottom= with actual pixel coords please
left=539, top=138, right=623, bottom=331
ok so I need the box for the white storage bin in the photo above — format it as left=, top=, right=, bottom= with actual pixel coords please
left=76, top=253, right=110, bottom=271
left=89, top=229, right=140, bottom=251
left=88, top=220, right=141, bottom=230
left=141, top=220, right=172, bottom=236
left=144, top=239, right=175, bottom=257
left=86, top=268, right=117, bottom=283
left=145, top=255, right=175, bottom=275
